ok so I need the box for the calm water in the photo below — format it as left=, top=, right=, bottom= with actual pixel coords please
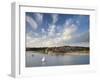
left=25, top=51, right=89, bottom=67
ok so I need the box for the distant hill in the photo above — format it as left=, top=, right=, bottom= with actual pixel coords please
left=26, top=46, right=89, bottom=55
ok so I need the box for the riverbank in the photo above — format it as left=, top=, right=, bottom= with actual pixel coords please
left=26, top=51, right=89, bottom=56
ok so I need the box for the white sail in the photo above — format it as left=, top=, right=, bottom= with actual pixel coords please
left=41, top=56, right=46, bottom=62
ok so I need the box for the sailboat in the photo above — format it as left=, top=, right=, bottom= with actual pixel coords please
left=41, top=56, right=46, bottom=62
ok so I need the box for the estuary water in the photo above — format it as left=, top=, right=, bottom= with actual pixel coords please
left=25, top=51, right=89, bottom=67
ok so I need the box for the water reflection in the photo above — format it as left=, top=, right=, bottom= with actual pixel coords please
left=25, top=51, right=89, bottom=67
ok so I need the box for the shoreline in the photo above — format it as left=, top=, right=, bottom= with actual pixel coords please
left=26, top=51, right=89, bottom=56
left=64, top=52, right=89, bottom=56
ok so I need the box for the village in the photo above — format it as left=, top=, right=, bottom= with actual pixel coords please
left=26, top=46, right=89, bottom=56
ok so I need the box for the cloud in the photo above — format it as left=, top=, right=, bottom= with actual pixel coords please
left=48, top=24, right=56, bottom=37
left=71, top=31, right=89, bottom=43
left=26, top=14, right=89, bottom=47
left=26, top=21, right=78, bottom=47
left=76, top=20, right=80, bottom=25
left=41, top=28, right=46, bottom=34
left=26, top=35, right=64, bottom=47
left=26, top=27, right=89, bottom=47
left=41, top=28, right=47, bottom=38
left=68, top=31, right=89, bottom=47
left=46, top=14, right=59, bottom=37
left=64, top=19, right=73, bottom=27
left=34, top=13, right=43, bottom=24
left=67, top=42, right=89, bottom=47
left=77, top=31, right=89, bottom=42
left=26, top=16, right=38, bottom=30
left=26, top=13, right=43, bottom=31
left=62, top=19, right=77, bottom=41
left=26, top=33, right=33, bottom=44
left=51, top=14, right=58, bottom=24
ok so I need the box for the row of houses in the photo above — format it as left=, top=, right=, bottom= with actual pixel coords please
left=26, top=46, right=89, bottom=55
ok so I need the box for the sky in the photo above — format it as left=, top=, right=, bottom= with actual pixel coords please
left=26, top=12, right=89, bottom=47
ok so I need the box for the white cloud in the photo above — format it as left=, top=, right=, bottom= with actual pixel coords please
left=62, top=19, right=77, bottom=41
left=64, top=18, right=73, bottom=26
left=26, top=16, right=89, bottom=47
left=76, top=20, right=80, bottom=25
left=48, top=24, right=56, bottom=37
left=26, top=36, right=64, bottom=47
left=26, top=23, right=78, bottom=47
left=33, top=33, right=39, bottom=37
left=47, top=14, right=59, bottom=37
left=56, top=32, right=61, bottom=36
left=51, top=14, right=58, bottom=24
left=34, top=13, right=43, bottom=24
left=26, top=16, right=38, bottom=30
left=41, top=28, right=46, bottom=34
left=26, top=33, right=33, bottom=44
